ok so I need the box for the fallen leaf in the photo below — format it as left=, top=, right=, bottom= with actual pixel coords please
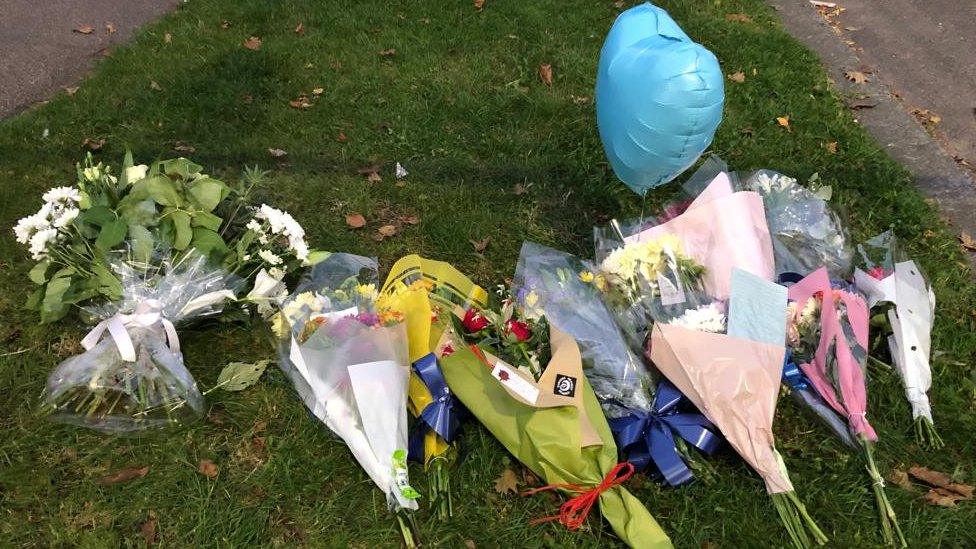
left=776, top=116, right=791, bottom=132
left=289, top=94, right=312, bottom=109
left=570, top=94, right=589, bottom=105
left=889, top=469, right=915, bottom=492
left=243, top=36, right=262, bottom=51
left=844, top=70, right=869, bottom=84
left=924, top=487, right=971, bottom=507
left=74, top=25, right=95, bottom=35
left=846, top=98, right=879, bottom=110
left=64, top=86, right=79, bottom=96
left=252, top=419, right=268, bottom=433
left=164, top=32, right=172, bottom=43
left=400, top=215, right=420, bottom=225
left=464, top=540, right=477, bottom=549
left=251, top=436, right=267, bottom=453
left=149, top=80, right=162, bottom=91
left=378, top=48, right=396, bottom=57
left=99, top=465, right=149, bottom=484
left=198, top=459, right=219, bottom=478
left=494, top=468, right=518, bottom=494
left=105, top=22, right=116, bottom=34
left=357, top=164, right=381, bottom=175
left=470, top=236, right=491, bottom=253
left=140, top=511, right=157, bottom=546
left=173, top=142, right=195, bottom=154
left=728, top=71, right=746, bottom=83
left=960, top=232, right=976, bottom=252
left=294, top=22, right=304, bottom=35
left=539, top=63, right=553, bottom=86
left=82, top=137, right=106, bottom=151
left=241, top=93, right=253, bottom=104
left=378, top=224, right=398, bottom=237
left=825, top=141, right=838, bottom=154
left=725, top=13, right=752, bottom=23
left=513, top=183, right=528, bottom=195
left=474, top=0, right=485, bottom=10
left=217, top=359, right=271, bottom=391
left=367, top=171, right=382, bottom=183
left=345, top=213, right=366, bottom=229
left=909, top=466, right=956, bottom=487
left=337, top=131, right=347, bottom=143
left=267, top=148, right=288, bottom=158
left=311, top=87, right=324, bottom=95
left=220, top=20, right=231, bottom=29
left=908, top=465, right=974, bottom=506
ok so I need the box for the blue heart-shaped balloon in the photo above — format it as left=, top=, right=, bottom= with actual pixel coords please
left=596, top=3, right=725, bottom=195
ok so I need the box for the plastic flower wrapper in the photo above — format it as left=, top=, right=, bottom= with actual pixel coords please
left=39, top=251, right=239, bottom=432
left=274, top=253, right=420, bottom=547
left=437, top=303, right=672, bottom=548
left=648, top=268, right=828, bottom=549
left=380, top=254, right=489, bottom=519
left=852, top=231, right=941, bottom=448
left=788, top=267, right=905, bottom=547
left=743, top=170, right=852, bottom=279
left=513, top=241, right=721, bottom=486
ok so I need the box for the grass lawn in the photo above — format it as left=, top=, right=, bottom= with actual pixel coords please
left=2, top=0, right=975, bottom=546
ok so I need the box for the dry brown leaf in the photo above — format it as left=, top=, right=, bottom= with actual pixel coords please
left=474, top=0, right=485, bottom=10
left=844, top=70, right=869, bottom=84
left=241, top=93, right=253, bottom=104
left=513, top=183, right=528, bottom=195
left=268, top=148, right=288, bottom=158
left=889, top=469, right=915, bottom=492
left=776, top=116, right=791, bottom=132
left=728, top=71, right=746, bottom=83
left=336, top=131, right=348, bottom=143
left=400, top=215, right=420, bottom=225
left=470, top=236, right=491, bottom=253
left=74, top=25, right=95, bottom=35
left=149, top=80, right=162, bottom=91
left=378, top=48, right=396, bottom=57
left=64, top=86, right=79, bottom=96
left=959, top=232, right=976, bottom=252
left=910, top=466, right=956, bottom=487
left=378, top=224, right=398, bottom=237
left=99, top=465, right=149, bottom=484
left=825, top=141, right=838, bottom=154
left=294, top=22, right=305, bottom=35
left=570, top=94, right=589, bottom=105
left=367, top=171, right=382, bottom=183
left=924, top=487, right=972, bottom=507
left=141, top=511, right=157, bottom=546
left=289, top=94, right=312, bottom=109
left=198, top=459, right=219, bottom=478
left=494, top=468, right=518, bottom=494
left=538, top=63, right=553, bottom=86
left=105, top=22, right=116, bottom=34
left=464, top=540, right=477, bottom=549
left=345, top=213, right=366, bottom=229
left=173, top=142, right=195, bottom=154
left=725, top=13, right=752, bottom=23
left=82, top=137, right=106, bottom=151
left=311, top=87, right=324, bottom=96
left=357, top=164, right=381, bottom=175
left=164, top=32, right=172, bottom=43
left=220, top=20, right=231, bottom=29
left=243, top=36, right=262, bottom=51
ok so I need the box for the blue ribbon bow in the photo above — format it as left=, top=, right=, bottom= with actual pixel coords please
left=407, top=353, right=461, bottom=463
left=782, top=350, right=810, bottom=390
left=607, top=380, right=722, bottom=486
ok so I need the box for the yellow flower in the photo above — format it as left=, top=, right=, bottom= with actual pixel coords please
left=408, top=278, right=434, bottom=292
left=594, top=274, right=608, bottom=292
left=356, top=283, right=379, bottom=300
left=524, top=290, right=539, bottom=308
left=579, top=271, right=595, bottom=283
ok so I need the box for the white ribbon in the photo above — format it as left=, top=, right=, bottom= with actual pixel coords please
left=81, top=299, right=180, bottom=362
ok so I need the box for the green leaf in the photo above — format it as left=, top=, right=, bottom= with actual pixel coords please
left=25, top=288, right=43, bottom=310
left=93, top=264, right=123, bottom=299
left=128, top=224, right=154, bottom=263
left=171, top=210, right=192, bottom=250
left=306, top=250, right=332, bottom=265
left=216, top=360, right=271, bottom=392
left=40, top=269, right=74, bottom=323
left=119, top=149, right=134, bottom=187
left=188, top=177, right=229, bottom=212
left=28, top=260, right=51, bottom=285
left=146, top=175, right=182, bottom=207
left=117, top=198, right=157, bottom=227
left=191, top=210, right=223, bottom=231
left=161, top=158, right=203, bottom=179
left=95, top=218, right=128, bottom=250
left=79, top=205, right=116, bottom=227
left=189, top=227, right=229, bottom=257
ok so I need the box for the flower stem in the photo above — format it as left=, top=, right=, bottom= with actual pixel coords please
left=860, top=436, right=907, bottom=547
left=770, top=491, right=828, bottom=549
left=913, top=416, right=944, bottom=450
left=395, top=511, right=419, bottom=549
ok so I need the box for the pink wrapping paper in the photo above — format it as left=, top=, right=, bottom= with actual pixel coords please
left=624, top=173, right=774, bottom=299
left=649, top=323, right=793, bottom=494
left=787, top=267, right=876, bottom=441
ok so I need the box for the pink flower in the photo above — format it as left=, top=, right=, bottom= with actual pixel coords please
left=868, top=266, right=888, bottom=280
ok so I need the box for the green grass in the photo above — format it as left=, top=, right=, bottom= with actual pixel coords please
left=1, top=0, right=975, bottom=546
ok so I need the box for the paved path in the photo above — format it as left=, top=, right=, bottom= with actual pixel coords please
left=0, top=0, right=179, bottom=118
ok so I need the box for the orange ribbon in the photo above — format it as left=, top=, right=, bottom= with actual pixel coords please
left=521, top=462, right=635, bottom=530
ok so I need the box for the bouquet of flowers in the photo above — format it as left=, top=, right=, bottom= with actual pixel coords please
left=853, top=231, right=941, bottom=448
left=274, top=253, right=420, bottom=546
left=649, top=268, right=827, bottom=549
left=513, top=241, right=720, bottom=486
left=380, top=254, right=489, bottom=519
left=15, top=153, right=323, bottom=431
left=788, top=267, right=905, bottom=547
left=439, top=295, right=671, bottom=547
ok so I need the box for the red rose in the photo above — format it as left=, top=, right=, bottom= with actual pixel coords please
left=462, top=308, right=489, bottom=332
left=504, top=319, right=531, bottom=342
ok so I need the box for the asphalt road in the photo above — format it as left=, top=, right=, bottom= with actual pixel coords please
left=836, top=0, right=976, bottom=165
left=0, top=0, right=179, bottom=118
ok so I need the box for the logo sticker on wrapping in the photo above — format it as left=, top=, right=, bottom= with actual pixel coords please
left=553, top=374, right=577, bottom=397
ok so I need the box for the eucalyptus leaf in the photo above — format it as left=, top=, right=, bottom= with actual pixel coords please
left=171, top=210, right=192, bottom=250
left=188, top=178, right=229, bottom=212
left=146, top=175, right=182, bottom=207
left=217, top=360, right=272, bottom=392
left=95, top=218, right=128, bottom=250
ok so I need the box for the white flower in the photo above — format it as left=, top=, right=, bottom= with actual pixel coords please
left=52, top=207, right=79, bottom=229
left=291, top=239, right=310, bottom=263
left=82, top=166, right=102, bottom=182
left=668, top=302, right=727, bottom=333
left=268, top=267, right=285, bottom=279
left=42, top=186, right=81, bottom=205
left=258, top=249, right=283, bottom=266
left=124, top=164, right=148, bottom=183
left=28, top=227, right=58, bottom=260
left=13, top=213, right=50, bottom=244
left=245, top=219, right=264, bottom=234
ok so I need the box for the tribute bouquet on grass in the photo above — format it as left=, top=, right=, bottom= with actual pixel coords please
left=648, top=268, right=828, bottom=549
left=788, top=267, right=906, bottom=547
left=513, top=241, right=720, bottom=486
left=274, top=253, right=420, bottom=546
left=438, top=288, right=671, bottom=548
left=14, top=153, right=324, bottom=431
left=852, top=231, right=941, bottom=448
left=380, top=255, right=489, bottom=519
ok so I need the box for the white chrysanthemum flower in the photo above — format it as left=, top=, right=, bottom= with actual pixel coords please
left=258, top=249, right=283, bottom=266
left=52, top=207, right=79, bottom=229
left=668, top=302, right=727, bottom=333
left=291, top=239, right=309, bottom=263
left=42, top=186, right=81, bottom=204
left=13, top=213, right=50, bottom=244
left=245, top=219, right=264, bottom=233
left=268, top=267, right=285, bottom=280
left=28, top=227, right=59, bottom=260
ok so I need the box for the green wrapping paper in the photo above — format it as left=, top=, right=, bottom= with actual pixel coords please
left=439, top=328, right=672, bottom=548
